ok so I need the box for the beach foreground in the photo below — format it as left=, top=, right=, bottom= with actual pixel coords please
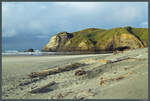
left=2, top=48, right=148, bottom=99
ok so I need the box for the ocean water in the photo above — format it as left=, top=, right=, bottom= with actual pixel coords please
left=2, top=50, right=56, bottom=56
left=2, top=50, right=113, bottom=56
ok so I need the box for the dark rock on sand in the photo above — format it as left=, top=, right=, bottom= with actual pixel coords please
left=24, top=48, right=34, bottom=52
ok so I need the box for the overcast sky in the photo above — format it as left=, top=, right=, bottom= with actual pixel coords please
left=2, top=2, right=148, bottom=50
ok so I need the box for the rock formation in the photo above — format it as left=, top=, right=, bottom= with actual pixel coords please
left=24, top=48, right=34, bottom=52
left=42, top=26, right=148, bottom=52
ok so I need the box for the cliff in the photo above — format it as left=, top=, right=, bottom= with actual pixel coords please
left=42, top=26, right=148, bottom=52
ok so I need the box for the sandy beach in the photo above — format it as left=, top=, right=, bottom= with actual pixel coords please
left=2, top=48, right=148, bottom=99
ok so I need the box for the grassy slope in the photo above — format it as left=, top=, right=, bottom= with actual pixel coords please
left=43, top=26, right=148, bottom=51
left=69, top=28, right=106, bottom=48
left=68, top=27, right=148, bottom=49
left=131, top=28, right=148, bottom=46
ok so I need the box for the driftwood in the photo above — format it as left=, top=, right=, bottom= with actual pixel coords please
left=29, top=81, right=56, bottom=93
left=98, top=59, right=111, bottom=64
left=75, top=70, right=86, bottom=76
left=28, top=63, right=84, bottom=78
left=19, top=78, right=42, bottom=86
left=100, top=72, right=132, bottom=86
left=110, top=57, right=135, bottom=63
left=115, top=72, right=132, bottom=80
left=86, top=56, right=138, bottom=79
left=100, top=57, right=138, bottom=64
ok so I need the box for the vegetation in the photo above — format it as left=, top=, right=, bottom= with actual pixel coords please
left=43, top=26, right=148, bottom=52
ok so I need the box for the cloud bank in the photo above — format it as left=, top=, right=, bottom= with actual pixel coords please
left=2, top=2, right=148, bottom=50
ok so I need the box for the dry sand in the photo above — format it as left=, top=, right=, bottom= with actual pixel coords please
left=2, top=48, right=148, bottom=99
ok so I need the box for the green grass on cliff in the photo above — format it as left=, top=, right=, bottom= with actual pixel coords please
left=131, top=28, right=148, bottom=45
left=43, top=26, right=148, bottom=51
left=70, top=28, right=106, bottom=47
left=69, top=26, right=148, bottom=48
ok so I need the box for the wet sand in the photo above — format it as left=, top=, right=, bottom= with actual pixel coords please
left=2, top=48, right=148, bottom=99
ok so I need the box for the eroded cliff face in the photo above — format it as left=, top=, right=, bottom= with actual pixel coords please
left=42, top=27, right=148, bottom=52
left=114, top=33, right=144, bottom=48
left=42, top=32, right=73, bottom=51
left=103, top=33, right=144, bottom=51
left=42, top=35, right=59, bottom=51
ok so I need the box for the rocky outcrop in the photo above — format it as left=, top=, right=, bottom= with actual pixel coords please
left=42, top=32, right=73, bottom=51
left=103, top=33, right=144, bottom=51
left=24, top=48, right=34, bottom=52
left=42, top=27, right=148, bottom=52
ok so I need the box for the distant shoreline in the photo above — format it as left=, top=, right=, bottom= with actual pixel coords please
left=2, top=51, right=113, bottom=56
